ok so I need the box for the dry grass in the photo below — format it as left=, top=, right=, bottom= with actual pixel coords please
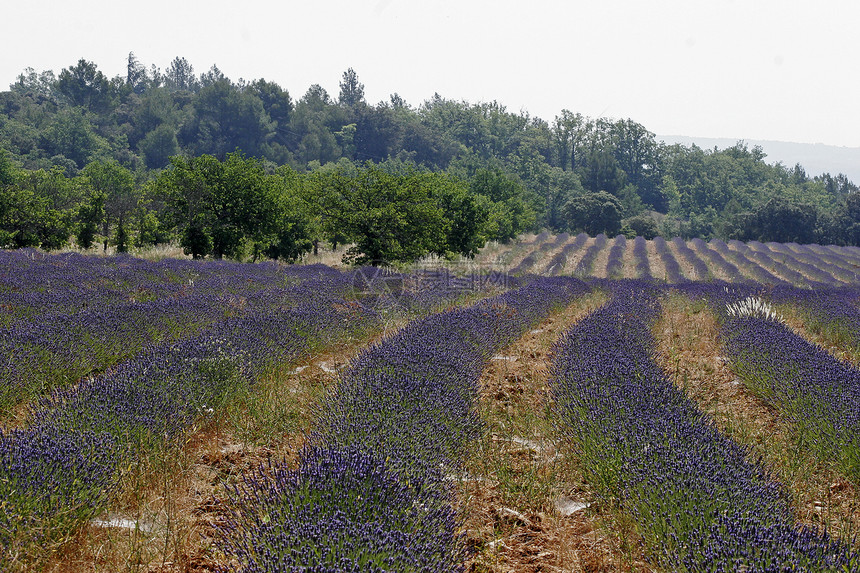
left=653, top=293, right=860, bottom=548
left=460, top=290, right=655, bottom=572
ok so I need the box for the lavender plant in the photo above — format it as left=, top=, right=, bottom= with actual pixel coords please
left=546, top=232, right=588, bottom=276
left=220, top=277, right=591, bottom=572
left=653, top=236, right=684, bottom=283
left=672, top=237, right=710, bottom=281
left=550, top=282, right=858, bottom=570
left=632, top=235, right=652, bottom=279
left=605, top=235, right=626, bottom=279
left=573, top=233, right=607, bottom=278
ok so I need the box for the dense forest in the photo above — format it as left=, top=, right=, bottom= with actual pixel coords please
left=2, top=54, right=860, bottom=263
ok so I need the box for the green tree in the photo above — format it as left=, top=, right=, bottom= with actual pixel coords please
left=308, top=162, right=447, bottom=265
left=76, top=191, right=104, bottom=249
left=179, top=78, right=273, bottom=158
left=338, top=68, right=365, bottom=108
left=163, top=57, right=199, bottom=92
left=157, top=152, right=279, bottom=259
left=468, top=167, right=538, bottom=242
left=262, top=168, right=314, bottom=262
left=137, top=124, right=178, bottom=169
left=419, top=171, right=487, bottom=257
left=79, top=160, right=137, bottom=251
left=56, top=59, right=114, bottom=113
left=563, top=191, right=623, bottom=236
left=40, top=108, right=103, bottom=168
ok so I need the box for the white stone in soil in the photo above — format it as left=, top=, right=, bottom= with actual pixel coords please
left=554, top=496, right=590, bottom=516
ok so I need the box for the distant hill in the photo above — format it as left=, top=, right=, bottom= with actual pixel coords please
left=658, top=135, right=860, bottom=184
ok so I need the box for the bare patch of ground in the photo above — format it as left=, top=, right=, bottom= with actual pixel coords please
left=620, top=240, right=639, bottom=280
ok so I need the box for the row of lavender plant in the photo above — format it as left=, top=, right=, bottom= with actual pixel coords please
left=744, top=241, right=821, bottom=288
left=632, top=235, right=651, bottom=279
left=653, top=236, right=684, bottom=282
left=509, top=233, right=569, bottom=275
left=572, top=233, right=607, bottom=277
left=671, top=237, right=710, bottom=280
left=762, top=242, right=848, bottom=287
left=0, top=262, right=344, bottom=413
left=696, top=239, right=747, bottom=283
left=605, top=235, right=627, bottom=279
left=794, top=243, right=860, bottom=284
left=0, top=270, right=382, bottom=563
left=722, top=240, right=788, bottom=285
left=546, top=232, right=588, bottom=276
left=779, top=243, right=859, bottom=284
left=825, top=244, right=860, bottom=266
left=550, top=281, right=858, bottom=570
left=218, top=276, right=591, bottom=572
left=0, top=261, right=506, bottom=565
left=769, top=285, right=860, bottom=350
left=710, top=287, right=860, bottom=483
left=0, top=250, right=321, bottom=326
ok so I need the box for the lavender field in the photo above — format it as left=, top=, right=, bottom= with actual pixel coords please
left=3, top=241, right=860, bottom=572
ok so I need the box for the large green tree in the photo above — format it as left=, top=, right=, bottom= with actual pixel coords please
left=308, top=162, right=448, bottom=265
left=563, top=191, right=624, bottom=236
left=157, top=152, right=281, bottom=259
left=79, top=160, right=137, bottom=251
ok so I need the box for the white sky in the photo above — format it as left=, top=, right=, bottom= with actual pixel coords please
left=3, top=0, right=859, bottom=147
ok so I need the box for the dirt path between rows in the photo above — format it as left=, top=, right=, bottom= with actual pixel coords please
left=653, top=294, right=860, bottom=547
left=460, top=289, right=655, bottom=572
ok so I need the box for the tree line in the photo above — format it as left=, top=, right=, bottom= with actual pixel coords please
left=2, top=54, right=860, bottom=262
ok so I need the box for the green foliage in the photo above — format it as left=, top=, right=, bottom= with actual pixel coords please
left=40, top=108, right=103, bottom=168
left=730, top=197, right=819, bottom=243
left=56, top=59, right=114, bottom=113
left=156, top=152, right=300, bottom=260
left=309, top=162, right=448, bottom=265
left=2, top=55, right=860, bottom=251
left=0, top=148, right=14, bottom=185
left=137, top=124, right=178, bottom=169
left=468, top=167, right=538, bottom=242
left=624, top=213, right=661, bottom=239
left=0, top=155, right=71, bottom=250
left=76, top=191, right=104, bottom=249
left=563, top=191, right=624, bottom=236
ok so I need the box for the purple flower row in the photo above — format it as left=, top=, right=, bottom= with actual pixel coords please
left=605, top=235, right=627, bottom=279
left=692, top=239, right=746, bottom=283
left=672, top=237, right=710, bottom=281
left=220, top=276, right=592, bottom=572
left=572, top=233, right=607, bottom=277
left=0, top=268, right=388, bottom=562
left=0, top=262, right=352, bottom=413
left=725, top=240, right=788, bottom=285
left=0, top=250, right=330, bottom=325
left=720, top=303, right=860, bottom=481
left=546, top=233, right=588, bottom=276
left=632, top=236, right=652, bottom=279
left=550, top=281, right=857, bottom=570
left=653, top=236, right=684, bottom=283
left=775, top=243, right=859, bottom=284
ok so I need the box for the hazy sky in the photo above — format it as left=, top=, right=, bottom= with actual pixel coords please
left=4, top=0, right=859, bottom=147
